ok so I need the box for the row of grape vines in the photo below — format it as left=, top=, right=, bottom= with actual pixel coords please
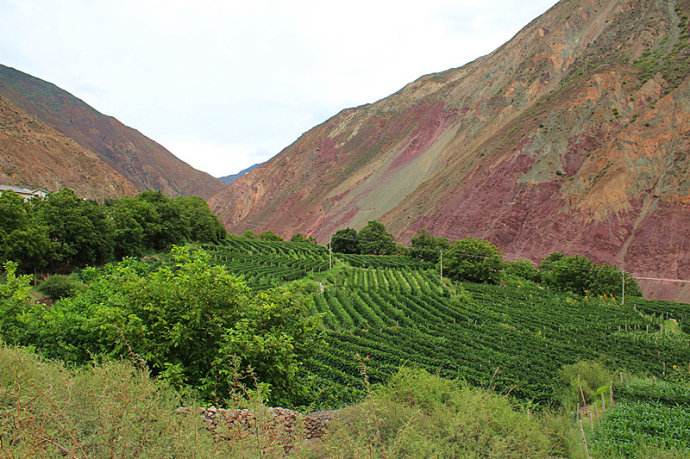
left=304, top=269, right=690, bottom=406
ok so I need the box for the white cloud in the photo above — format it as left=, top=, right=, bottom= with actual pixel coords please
left=0, top=0, right=557, bottom=176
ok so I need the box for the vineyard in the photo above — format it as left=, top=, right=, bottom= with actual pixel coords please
left=203, top=239, right=690, bottom=408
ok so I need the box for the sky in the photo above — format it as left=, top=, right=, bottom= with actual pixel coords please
left=1, top=0, right=557, bottom=177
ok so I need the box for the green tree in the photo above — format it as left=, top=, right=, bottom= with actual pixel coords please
left=34, top=189, right=114, bottom=271
left=1, top=226, right=54, bottom=273
left=139, top=191, right=187, bottom=250
left=503, top=259, right=541, bottom=282
left=0, top=191, right=29, bottom=234
left=409, top=230, right=449, bottom=262
left=357, top=221, right=396, bottom=255
left=0, top=262, right=34, bottom=344
left=541, top=255, right=593, bottom=295
left=588, top=263, right=642, bottom=298
left=330, top=228, right=359, bottom=254
left=175, top=196, right=226, bottom=243
left=19, top=247, right=319, bottom=404
left=445, top=238, right=503, bottom=284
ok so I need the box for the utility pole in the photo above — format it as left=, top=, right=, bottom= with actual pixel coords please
left=439, top=249, right=443, bottom=281
left=328, top=242, right=333, bottom=270
left=621, top=269, right=625, bottom=305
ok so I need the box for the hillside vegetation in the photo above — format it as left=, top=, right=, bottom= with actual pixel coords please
left=1, top=214, right=689, bottom=456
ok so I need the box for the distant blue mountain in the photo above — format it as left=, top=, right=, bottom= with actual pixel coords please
left=219, top=162, right=263, bottom=185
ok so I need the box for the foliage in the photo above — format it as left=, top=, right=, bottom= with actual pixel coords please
left=0, top=262, right=34, bottom=345
left=589, top=401, right=690, bottom=458
left=0, top=189, right=226, bottom=274
left=330, top=228, right=359, bottom=254
left=589, top=263, right=642, bottom=297
left=314, top=368, right=553, bottom=458
left=616, top=377, right=690, bottom=406
left=357, top=221, right=396, bottom=255
left=408, top=230, right=449, bottom=263
left=12, top=247, right=319, bottom=405
left=259, top=231, right=283, bottom=241
left=291, top=233, right=317, bottom=244
left=541, top=254, right=641, bottom=297
left=558, top=361, right=612, bottom=407
left=503, top=258, right=541, bottom=282
left=304, top=270, right=690, bottom=408
left=0, top=345, right=224, bottom=457
left=444, top=238, right=503, bottom=284
left=37, top=274, right=83, bottom=300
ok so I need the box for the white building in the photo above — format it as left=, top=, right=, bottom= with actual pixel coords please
left=0, top=185, right=47, bottom=201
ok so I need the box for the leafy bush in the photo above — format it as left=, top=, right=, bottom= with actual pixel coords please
left=312, top=368, right=553, bottom=458
left=444, top=238, right=503, bottom=284
left=15, top=247, right=320, bottom=405
left=0, top=188, right=226, bottom=274
left=0, top=345, right=224, bottom=457
left=541, top=254, right=641, bottom=297
left=357, top=221, right=396, bottom=255
left=409, top=230, right=449, bottom=263
left=0, top=262, right=34, bottom=344
left=330, top=228, right=359, bottom=254
left=290, top=233, right=317, bottom=244
left=37, top=274, right=83, bottom=300
left=503, top=259, right=541, bottom=282
left=558, top=360, right=612, bottom=407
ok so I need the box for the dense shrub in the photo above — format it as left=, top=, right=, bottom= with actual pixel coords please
left=357, top=221, right=396, bottom=255
left=330, top=228, right=359, bottom=254
left=541, top=253, right=642, bottom=297
left=558, top=360, right=612, bottom=407
left=0, top=345, right=222, bottom=457
left=444, top=238, right=503, bottom=284
left=313, top=368, right=553, bottom=458
left=0, top=262, right=33, bottom=344
left=503, top=259, right=541, bottom=282
left=409, top=230, right=449, bottom=263
left=37, top=274, right=83, bottom=300
left=0, top=189, right=226, bottom=274
left=12, top=247, right=319, bottom=405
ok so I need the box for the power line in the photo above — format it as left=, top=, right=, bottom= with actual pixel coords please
left=631, top=276, right=690, bottom=284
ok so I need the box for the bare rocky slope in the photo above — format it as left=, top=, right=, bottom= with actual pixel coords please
left=0, top=65, right=223, bottom=199
left=210, top=0, right=690, bottom=301
left=0, top=95, right=136, bottom=200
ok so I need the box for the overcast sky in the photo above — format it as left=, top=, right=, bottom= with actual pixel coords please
left=1, top=0, right=557, bottom=177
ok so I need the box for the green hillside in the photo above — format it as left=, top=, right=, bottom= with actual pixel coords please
left=202, top=238, right=690, bottom=408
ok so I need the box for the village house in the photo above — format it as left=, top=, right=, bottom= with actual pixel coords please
left=0, top=185, right=47, bottom=201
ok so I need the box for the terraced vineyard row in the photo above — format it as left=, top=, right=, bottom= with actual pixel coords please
left=203, top=239, right=330, bottom=288
left=305, top=269, right=690, bottom=406
left=335, top=254, right=431, bottom=269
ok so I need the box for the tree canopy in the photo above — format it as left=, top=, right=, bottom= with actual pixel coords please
left=0, top=189, right=226, bottom=273
left=444, top=238, right=503, bottom=284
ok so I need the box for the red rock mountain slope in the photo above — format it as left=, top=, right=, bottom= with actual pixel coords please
left=0, top=65, right=223, bottom=199
left=0, top=96, right=136, bottom=200
left=210, top=0, right=690, bottom=301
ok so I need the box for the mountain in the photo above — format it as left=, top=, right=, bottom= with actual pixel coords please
left=210, top=0, right=690, bottom=301
left=0, top=95, right=136, bottom=199
left=219, top=162, right=264, bottom=185
left=0, top=65, right=224, bottom=199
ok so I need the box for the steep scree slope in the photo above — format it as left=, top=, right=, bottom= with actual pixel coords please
left=210, top=0, right=690, bottom=300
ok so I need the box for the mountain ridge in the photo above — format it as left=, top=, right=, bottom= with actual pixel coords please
left=0, top=64, right=224, bottom=199
left=210, top=0, right=690, bottom=301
